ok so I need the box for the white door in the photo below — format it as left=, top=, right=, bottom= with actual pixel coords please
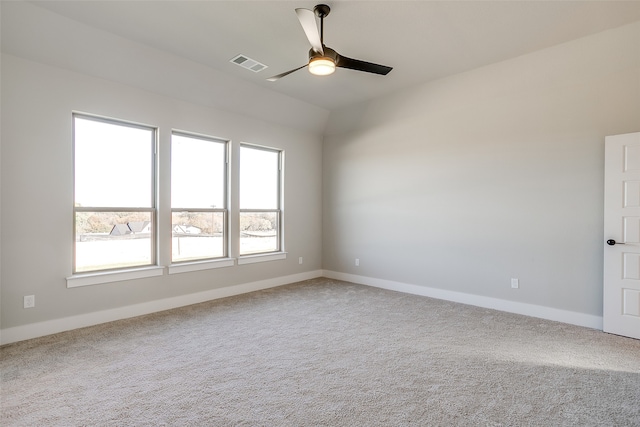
left=604, top=132, right=640, bottom=340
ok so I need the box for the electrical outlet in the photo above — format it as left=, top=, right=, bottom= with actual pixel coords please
left=24, top=295, right=35, bottom=309
left=355, top=258, right=360, bottom=267
left=298, top=257, right=303, bottom=265
left=511, top=278, right=519, bottom=289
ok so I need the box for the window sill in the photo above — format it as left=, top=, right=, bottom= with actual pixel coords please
left=237, top=252, right=287, bottom=265
left=168, top=258, right=235, bottom=274
left=67, top=266, right=165, bottom=288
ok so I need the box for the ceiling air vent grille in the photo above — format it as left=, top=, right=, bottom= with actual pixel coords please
left=230, top=54, right=268, bottom=73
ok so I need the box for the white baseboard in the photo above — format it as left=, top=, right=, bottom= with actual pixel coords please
left=323, top=270, right=603, bottom=330
left=0, top=270, right=323, bottom=345
left=1, top=269, right=603, bottom=345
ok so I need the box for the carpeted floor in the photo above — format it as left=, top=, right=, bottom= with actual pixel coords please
left=1, top=278, right=639, bottom=426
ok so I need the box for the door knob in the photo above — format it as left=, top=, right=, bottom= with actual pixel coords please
left=606, top=239, right=625, bottom=246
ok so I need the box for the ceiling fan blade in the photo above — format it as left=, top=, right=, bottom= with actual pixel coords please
left=266, top=64, right=308, bottom=82
left=295, top=8, right=323, bottom=55
left=336, top=54, right=393, bottom=75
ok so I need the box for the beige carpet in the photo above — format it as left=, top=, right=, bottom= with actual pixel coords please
left=2, top=278, right=639, bottom=426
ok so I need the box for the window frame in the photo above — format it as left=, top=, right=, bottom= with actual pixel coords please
left=239, top=143, right=284, bottom=257
left=72, top=113, right=158, bottom=274
left=170, top=130, right=230, bottom=264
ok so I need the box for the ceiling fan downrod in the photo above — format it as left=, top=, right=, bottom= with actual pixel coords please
left=314, top=4, right=330, bottom=45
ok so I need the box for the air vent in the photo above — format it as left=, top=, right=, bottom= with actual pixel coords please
left=230, top=54, right=268, bottom=73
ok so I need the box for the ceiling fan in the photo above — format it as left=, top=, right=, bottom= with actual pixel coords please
left=267, top=4, right=393, bottom=81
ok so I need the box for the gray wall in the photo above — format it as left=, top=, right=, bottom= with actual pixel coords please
left=2, top=2, right=639, bottom=337
left=323, top=21, right=640, bottom=317
left=1, top=53, right=323, bottom=330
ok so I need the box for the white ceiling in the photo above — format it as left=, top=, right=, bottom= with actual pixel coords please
left=4, top=1, right=640, bottom=114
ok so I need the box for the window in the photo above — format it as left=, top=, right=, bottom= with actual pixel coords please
left=171, top=132, right=228, bottom=263
left=72, top=113, right=283, bottom=280
left=239, top=144, right=283, bottom=255
left=73, top=114, right=156, bottom=273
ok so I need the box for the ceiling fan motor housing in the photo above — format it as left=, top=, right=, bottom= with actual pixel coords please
left=309, top=46, right=339, bottom=63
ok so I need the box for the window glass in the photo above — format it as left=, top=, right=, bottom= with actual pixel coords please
left=240, top=146, right=279, bottom=210
left=239, top=212, right=278, bottom=254
left=75, top=212, right=153, bottom=271
left=171, top=134, right=225, bottom=209
left=74, top=117, right=153, bottom=208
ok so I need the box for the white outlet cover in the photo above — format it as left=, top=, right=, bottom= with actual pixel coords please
left=511, top=278, right=519, bottom=289
left=24, top=295, right=35, bottom=308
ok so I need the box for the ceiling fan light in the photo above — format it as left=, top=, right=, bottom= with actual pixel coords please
left=309, top=57, right=336, bottom=76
